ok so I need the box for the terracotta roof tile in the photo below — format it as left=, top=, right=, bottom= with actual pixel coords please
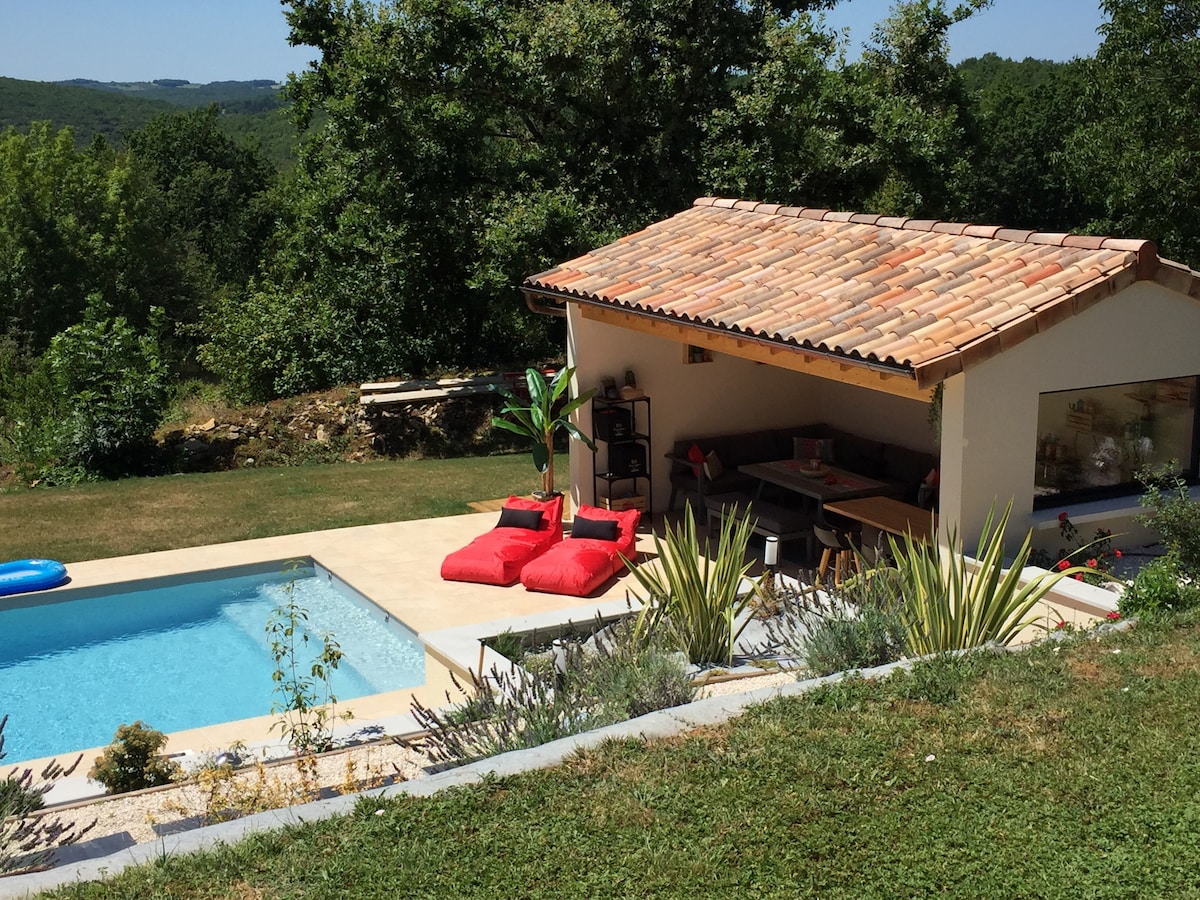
left=523, top=199, right=1199, bottom=384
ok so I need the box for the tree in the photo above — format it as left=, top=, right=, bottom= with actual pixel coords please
left=199, top=0, right=847, bottom=401
left=0, top=124, right=187, bottom=354
left=1065, top=0, right=1200, bottom=266
left=956, top=56, right=1098, bottom=231
left=126, top=106, right=276, bottom=309
left=825, top=0, right=988, bottom=217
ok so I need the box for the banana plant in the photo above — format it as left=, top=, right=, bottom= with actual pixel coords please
left=492, top=367, right=596, bottom=496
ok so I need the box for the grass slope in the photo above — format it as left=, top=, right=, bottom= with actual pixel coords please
left=0, top=454, right=562, bottom=563
left=42, top=615, right=1200, bottom=897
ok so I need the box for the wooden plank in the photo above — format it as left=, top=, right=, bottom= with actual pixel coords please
left=578, top=305, right=927, bottom=400
left=361, top=383, right=495, bottom=406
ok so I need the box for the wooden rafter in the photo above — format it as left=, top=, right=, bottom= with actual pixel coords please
left=577, top=304, right=929, bottom=401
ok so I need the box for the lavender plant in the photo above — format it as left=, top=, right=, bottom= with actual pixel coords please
left=409, top=619, right=693, bottom=768
left=1, top=715, right=96, bottom=874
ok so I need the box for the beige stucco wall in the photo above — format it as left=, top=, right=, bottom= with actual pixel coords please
left=567, top=305, right=933, bottom=514
left=940, top=281, right=1200, bottom=549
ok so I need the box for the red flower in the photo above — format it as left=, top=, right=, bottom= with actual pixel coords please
left=1055, top=620, right=1068, bottom=630
left=1115, top=549, right=1123, bottom=558
left=1106, top=611, right=1121, bottom=620
left=1074, top=574, right=1084, bottom=581
left=1056, top=559, right=1070, bottom=571
left=1058, top=512, right=1069, bottom=522
left=1087, top=558, right=1097, bottom=568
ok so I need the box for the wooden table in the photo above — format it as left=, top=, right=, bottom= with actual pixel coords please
left=738, top=460, right=892, bottom=508
left=823, top=496, right=936, bottom=545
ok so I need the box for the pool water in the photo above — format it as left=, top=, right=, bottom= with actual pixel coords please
left=0, top=562, right=425, bottom=763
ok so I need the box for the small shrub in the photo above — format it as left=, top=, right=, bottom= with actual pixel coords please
left=1137, top=464, right=1200, bottom=578
left=1119, top=553, right=1200, bottom=619
left=43, top=308, right=171, bottom=479
left=758, top=571, right=908, bottom=676
left=580, top=620, right=695, bottom=718
left=89, top=721, right=181, bottom=794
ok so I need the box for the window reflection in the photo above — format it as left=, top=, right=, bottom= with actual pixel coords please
left=1035, top=376, right=1197, bottom=505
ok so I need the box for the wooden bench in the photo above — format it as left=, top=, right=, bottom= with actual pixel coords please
left=704, top=493, right=816, bottom=562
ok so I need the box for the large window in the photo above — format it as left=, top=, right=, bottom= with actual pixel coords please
left=1035, top=376, right=1200, bottom=506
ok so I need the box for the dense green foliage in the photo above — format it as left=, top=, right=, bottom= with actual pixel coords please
left=0, top=77, right=293, bottom=158
left=59, top=78, right=286, bottom=111
left=0, top=124, right=186, bottom=353
left=7, top=0, right=1200, bottom=475
left=126, top=106, right=276, bottom=310
left=0, top=77, right=176, bottom=147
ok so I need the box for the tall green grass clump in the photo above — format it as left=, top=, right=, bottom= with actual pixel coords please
left=625, top=500, right=759, bottom=665
left=890, top=500, right=1088, bottom=654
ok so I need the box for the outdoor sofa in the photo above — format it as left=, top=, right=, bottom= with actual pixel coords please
left=667, top=423, right=937, bottom=515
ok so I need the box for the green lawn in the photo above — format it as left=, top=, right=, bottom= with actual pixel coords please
left=42, top=612, right=1200, bottom=898
left=0, top=454, right=565, bottom=563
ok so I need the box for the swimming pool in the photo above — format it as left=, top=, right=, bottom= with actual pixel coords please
left=0, top=560, right=425, bottom=763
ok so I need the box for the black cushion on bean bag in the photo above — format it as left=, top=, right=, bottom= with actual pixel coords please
left=496, top=506, right=544, bottom=530
left=571, top=515, right=620, bottom=541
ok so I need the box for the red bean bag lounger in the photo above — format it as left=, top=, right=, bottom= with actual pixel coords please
left=519, top=504, right=641, bottom=596
left=440, top=494, right=564, bottom=586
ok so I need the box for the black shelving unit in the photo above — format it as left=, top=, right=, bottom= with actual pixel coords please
left=592, top=395, right=652, bottom=517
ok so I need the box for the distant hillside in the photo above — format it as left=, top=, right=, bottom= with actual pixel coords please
left=0, top=77, right=303, bottom=167
left=58, top=78, right=287, bottom=114
left=0, top=76, right=176, bottom=145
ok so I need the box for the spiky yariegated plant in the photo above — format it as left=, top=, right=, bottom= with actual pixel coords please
left=625, top=500, right=760, bottom=666
left=492, top=367, right=595, bottom=495
left=889, top=499, right=1091, bottom=654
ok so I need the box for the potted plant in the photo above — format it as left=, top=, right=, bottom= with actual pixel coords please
left=492, top=367, right=596, bottom=498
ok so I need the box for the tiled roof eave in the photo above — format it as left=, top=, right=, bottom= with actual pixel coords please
left=542, top=288, right=917, bottom=378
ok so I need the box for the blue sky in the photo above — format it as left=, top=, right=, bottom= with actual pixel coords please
left=0, top=0, right=1108, bottom=84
